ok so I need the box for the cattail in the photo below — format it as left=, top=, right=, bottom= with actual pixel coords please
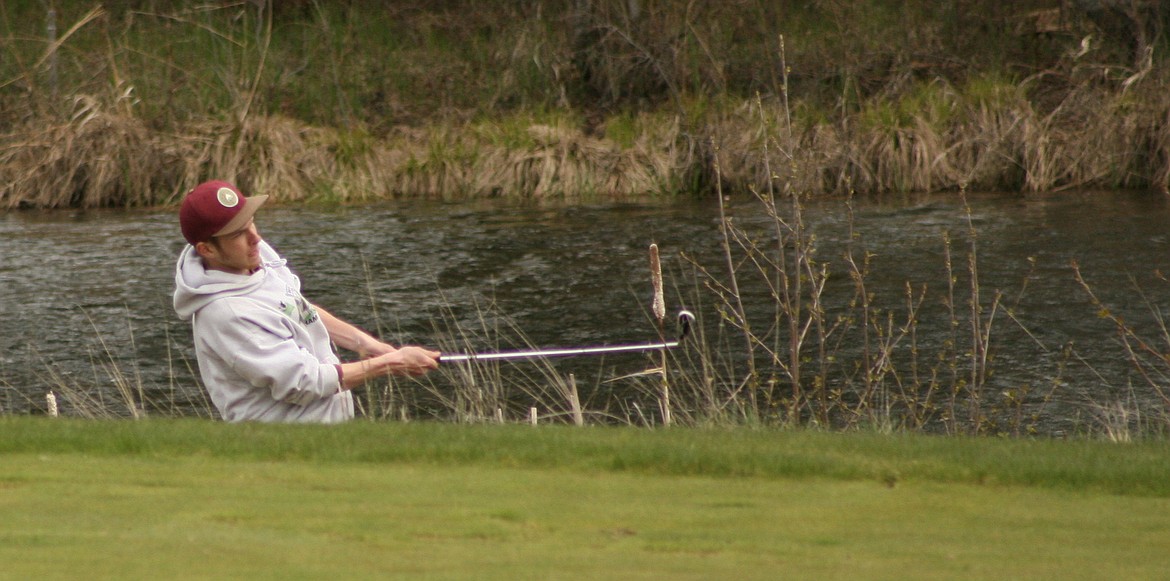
left=650, top=243, right=665, bottom=324
left=46, top=391, right=58, bottom=417
left=649, top=243, right=671, bottom=427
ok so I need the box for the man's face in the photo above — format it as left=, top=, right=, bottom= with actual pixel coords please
left=197, top=220, right=262, bottom=275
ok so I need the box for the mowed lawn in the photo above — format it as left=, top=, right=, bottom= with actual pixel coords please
left=2, top=419, right=1169, bottom=580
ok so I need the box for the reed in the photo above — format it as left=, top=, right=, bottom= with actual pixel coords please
left=0, top=238, right=1161, bottom=439
left=648, top=243, right=671, bottom=426
left=5, top=82, right=1170, bottom=207
left=666, top=85, right=1070, bottom=433
left=356, top=297, right=632, bottom=426
left=1071, top=261, right=1170, bottom=439
left=4, top=307, right=212, bottom=420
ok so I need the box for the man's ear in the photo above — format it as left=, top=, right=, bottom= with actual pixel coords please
left=194, top=241, right=216, bottom=260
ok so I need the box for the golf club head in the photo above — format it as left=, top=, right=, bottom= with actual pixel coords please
left=677, top=310, right=695, bottom=341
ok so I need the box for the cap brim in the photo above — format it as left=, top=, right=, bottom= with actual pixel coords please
left=213, top=194, right=268, bottom=237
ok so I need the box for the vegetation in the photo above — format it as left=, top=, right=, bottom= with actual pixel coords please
left=2, top=164, right=1164, bottom=437
left=3, top=1, right=1170, bottom=207
left=6, top=1, right=1170, bottom=438
left=7, top=6, right=1170, bottom=573
left=16, top=189, right=1170, bottom=439
left=7, top=418, right=1170, bottom=494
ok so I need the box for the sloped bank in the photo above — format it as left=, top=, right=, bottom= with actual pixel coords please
left=3, top=77, right=1169, bottom=209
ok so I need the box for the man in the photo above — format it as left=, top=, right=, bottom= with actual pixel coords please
left=173, top=180, right=440, bottom=422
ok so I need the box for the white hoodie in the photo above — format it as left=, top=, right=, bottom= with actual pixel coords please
left=174, top=240, right=352, bottom=422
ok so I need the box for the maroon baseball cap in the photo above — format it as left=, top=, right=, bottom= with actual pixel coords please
left=179, top=181, right=268, bottom=245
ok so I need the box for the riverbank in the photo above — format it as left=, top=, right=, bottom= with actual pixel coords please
left=3, top=419, right=1170, bottom=579
left=3, top=2, right=1169, bottom=208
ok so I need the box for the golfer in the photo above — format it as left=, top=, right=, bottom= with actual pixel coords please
left=173, top=180, right=439, bottom=422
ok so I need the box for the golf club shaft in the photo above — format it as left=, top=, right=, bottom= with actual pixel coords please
left=440, top=309, right=694, bottom=364
left=441, top=340, right=682, bottom=363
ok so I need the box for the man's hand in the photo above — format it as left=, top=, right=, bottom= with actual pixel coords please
left=316, top=304, right=440, bottom=387
left=377, top=345, right=441, bottom=377
left=338, top=345, right=440, bottom=388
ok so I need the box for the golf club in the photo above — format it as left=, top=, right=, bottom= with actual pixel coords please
left=440, top=310, right=695, bottom=363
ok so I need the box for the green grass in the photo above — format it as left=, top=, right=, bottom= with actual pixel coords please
left=3, top=419, right=1170, bottom=579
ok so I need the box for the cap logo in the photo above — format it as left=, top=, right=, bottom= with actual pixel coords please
left=217, top=187, right=239, bottom=208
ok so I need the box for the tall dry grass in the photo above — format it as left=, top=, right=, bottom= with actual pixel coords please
left=705, top=70, right=1170, bottom=197
left=6, top=211, right=1164, bottom=439
left=0, top=107, right=694, bottom=207
left=6, top=78, right=1169, bottom=209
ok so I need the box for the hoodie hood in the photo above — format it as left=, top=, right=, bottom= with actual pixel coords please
left=173, top=240, right=285, bottom=321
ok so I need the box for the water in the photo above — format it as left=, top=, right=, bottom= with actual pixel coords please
left=3, top=191, right=1169, bottom=431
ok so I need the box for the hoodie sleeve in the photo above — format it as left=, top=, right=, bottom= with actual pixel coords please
left=196, top=297, right=342, bottom=406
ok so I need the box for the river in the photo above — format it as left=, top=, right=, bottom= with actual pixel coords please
left=2, top=190, right=1169, bottom=434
